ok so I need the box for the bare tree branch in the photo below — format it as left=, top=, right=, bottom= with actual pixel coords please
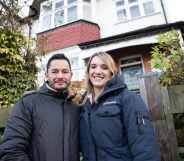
left=0, top=0, right=22, bottom=31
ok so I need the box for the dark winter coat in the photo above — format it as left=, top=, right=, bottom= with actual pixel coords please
left=80, top=75, right=160, bottom=161
left=0, top=84, right=80, bottom=161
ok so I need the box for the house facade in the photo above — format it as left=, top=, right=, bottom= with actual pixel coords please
left=22, top=0, right=184, bottom=91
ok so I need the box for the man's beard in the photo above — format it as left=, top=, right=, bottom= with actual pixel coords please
left=48, top=80, right=70, bottom=92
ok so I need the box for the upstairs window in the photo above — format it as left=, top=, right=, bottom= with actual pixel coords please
left=67, top=6, right=77, bottom=22
left=54, top=0, right=64, bottom=26
left=83, top=0, right=92, bottom=21
left=40, top=2, right=52, bottom=30
left=40, top=0, right=92, bottom=31
left=40, top=0, right=78, bottom=31
left=115, top=0, right=155, bottom=22
left=130, top=5, right=140, bottom=18
left=143, top=1, right=154, bottom=15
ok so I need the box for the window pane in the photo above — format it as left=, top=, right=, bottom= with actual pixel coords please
left=55, top=1, right=64, bottom=9
left=68, top=0, right=77, bottom=4
left=54, top=10, right=64, bottom=26
left=143, top=1, right=154, bottom=15
left=116, top=0, right=124, bottom=6
left=68, top=6, right=77, bottom=22
left=42, top=2, right=52, bottom=14
left=117, top=9, right=127, bottom=21
left=71, top=57, right=79, bottom=67
left=42, top=14, right=52, bottom=30
left=83, top=4, right=92, bottom=20
left=121, top=57, right=141, bottom=64
left=130, top=5, right=140, bottom=18
left=128, top=0, right=137, bottom=3
left=72, top=70, right=80, bottom=80
left=121, top=64, right=143, bottom=91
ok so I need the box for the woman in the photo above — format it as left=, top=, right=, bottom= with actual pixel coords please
left=80, top=52, right=160, bottom=161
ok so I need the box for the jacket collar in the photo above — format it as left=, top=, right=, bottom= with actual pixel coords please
left=39, top=83, right=68, bottom=99
left=88, top=74, right=126, bottom=104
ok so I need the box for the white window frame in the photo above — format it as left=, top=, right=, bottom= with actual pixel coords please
left=40, top=0, right=93, bottom=31
left=82, top=0, right=92, bottom=21
left=40, top=0, right=78, bottom=31
left=54, top=0, right=65, bottom=27
left=115, top=0, right=155, bottom=22
left=40, top=1, right=53, bottom=31
left=70, top=56, right=79, bottom=68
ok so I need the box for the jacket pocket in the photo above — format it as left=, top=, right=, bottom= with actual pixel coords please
left=136, top=111, right=152, bottom=134
left=96, top=105, right=120, bottom=117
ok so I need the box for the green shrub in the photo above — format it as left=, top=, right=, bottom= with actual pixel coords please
left=0, top=29, right=37, bottom=108
left=151, top=30, right=184, bottom=86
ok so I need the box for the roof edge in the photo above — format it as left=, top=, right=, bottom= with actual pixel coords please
left=79, top=21, right=184, bottom=49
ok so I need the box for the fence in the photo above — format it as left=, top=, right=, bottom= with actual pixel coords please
left=139, top=73, right=184, bottom=161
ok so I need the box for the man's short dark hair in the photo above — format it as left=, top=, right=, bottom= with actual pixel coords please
left=46, top=53, right=71, bottom=72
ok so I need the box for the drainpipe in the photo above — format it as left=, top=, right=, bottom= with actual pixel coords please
left=27, top=19, right=32, bottom=57
left=26, top=6, right=37, bottom=57
left=160, top=0, right=168, bottom=24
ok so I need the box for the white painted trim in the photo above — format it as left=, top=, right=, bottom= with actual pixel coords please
left=81, top=34, right=158, bottom=59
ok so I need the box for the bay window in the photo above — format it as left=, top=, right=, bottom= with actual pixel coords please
left=40, top=0, right=92, bottom=31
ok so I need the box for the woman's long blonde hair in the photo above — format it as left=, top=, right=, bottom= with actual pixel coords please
left=85, top=52, right=118, bottom=94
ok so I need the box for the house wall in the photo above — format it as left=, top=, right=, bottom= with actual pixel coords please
left=20, top=0, right=184, bottom=83
left=94, top=0, right=166, bottom=38
left=161, top=0, right=184, bottom=23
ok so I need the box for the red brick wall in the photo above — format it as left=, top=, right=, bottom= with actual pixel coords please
left=142, top=52, right=151, bottom=72
left=37, top=20, right=100, bottom=53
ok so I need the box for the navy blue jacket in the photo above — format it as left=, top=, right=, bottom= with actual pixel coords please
left=0, top=84, right=80, bottom=161
left=80, top=75, right=160, bottom=161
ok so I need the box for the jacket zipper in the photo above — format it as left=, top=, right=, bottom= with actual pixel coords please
left=88, top=108, right=98, bottom=161
left=61, top=100, right=65, bottom=161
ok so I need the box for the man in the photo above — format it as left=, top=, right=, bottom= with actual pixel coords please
left=0, top=54, right=80, bottom=161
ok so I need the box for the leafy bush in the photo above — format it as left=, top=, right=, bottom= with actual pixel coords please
left=151, top=30, right=184, bottom=86
left=0, top=29, right=37, bottom=108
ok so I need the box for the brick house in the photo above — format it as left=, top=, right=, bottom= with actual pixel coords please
left=21, top=0, right=184, bottom=92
